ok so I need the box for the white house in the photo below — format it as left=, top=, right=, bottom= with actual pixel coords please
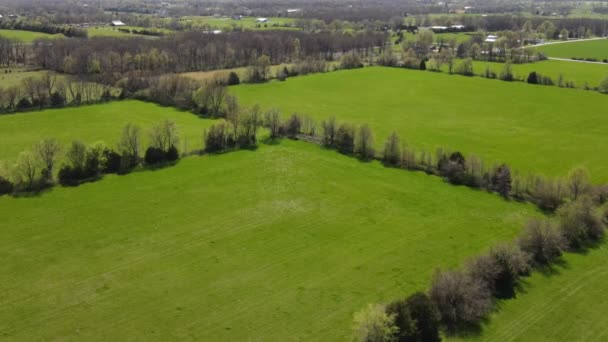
left=286, top=9, right=301, bottom=14
left=256, top=17, right=269, bottom=23
left=431, top=26, right=448, bottom=31
left=111, top=20, right=126, bottom=26
left=451, top=24, right=465, bottom=30
left=485, top=35, right=498, bottom=43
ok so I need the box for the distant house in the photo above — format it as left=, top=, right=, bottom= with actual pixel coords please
left=0, top=14, right=4, bottom=20
left=256, top=17, right=269, bottom=23
left=485, top=35, right=498, bottom=43
left=8, top=14, right=18, bottom=19
left=111, top=20, right=126, bottom=26
left=286, top=9, right=301, bottom=14
left=430, top=26, right=448, bottom=31
left=451, top=24, right=465, bottom=30
left=232, top=15, right=242, bottom=20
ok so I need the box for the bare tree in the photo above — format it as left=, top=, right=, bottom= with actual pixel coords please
left=430, top=269, right=492, bottom=332
left=518, top=218, right=565, bottom=265
left=34, top=138, right=61, bottom=182
left=355, top=124, right=375, bottom=160
left=568, top=167, right=590, bottom=200
left=265, top=108, right=281, bottom=139
left=15, top=151, right=39, bottom=190
left=321, top=116, right=337, bottom=146
left=118, top=123, right=141, bottom=166
left=226, top=95, right=240, bottom=140
left=383, top=132, right=401, bottom=165
left=149, top=120, right=180, bottom=152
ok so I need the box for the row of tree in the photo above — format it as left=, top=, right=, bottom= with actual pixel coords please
left=0, top=120, right=183, bottom=194
left=354, top=194, right=607, bottom=341
left=28, top=30, right=385, bottom=84
left=0, top=72, right=113, bottom=113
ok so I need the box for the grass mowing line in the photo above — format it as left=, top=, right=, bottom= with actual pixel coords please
left=487, top=266, right=608, bottom=342
left=0, top=140, right=537, bottom=341
left=445, top=244, right=608, bottom=342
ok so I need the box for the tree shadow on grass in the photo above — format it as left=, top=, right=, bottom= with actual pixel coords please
left=260, top=136, right=283, bottom=145
left=10, top=185, right=54, bottom=198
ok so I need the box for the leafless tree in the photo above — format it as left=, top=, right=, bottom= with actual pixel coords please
left=15, top=151, right=39, bottom=190
left=265, top=108, right=281, bottom=139
left=118, top=123, right=141, bottom=166
left=355, top=124, right=375, bottom=160
left=149, top=120, right=179, bottom=152
left=34, top=138, right=61, bottom=182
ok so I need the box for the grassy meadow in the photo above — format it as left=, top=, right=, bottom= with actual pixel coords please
left=0, top=100, right=213, bottom=165
left=447, top=244, right=608, bottom=342
left=535, top=38, right=608, bottom=60
left=0, top=68, right=53, bottom=88
left=0, top=29, right=63, bottom=42
left=231, top=67, right=608, bottom=181
left=455, top=59, right=608, bottom=88
left=86, top=26, right=171, bottom=38
left=177, top=16, right=298, bottom=31
left=0, top=139, right=538, bottom=341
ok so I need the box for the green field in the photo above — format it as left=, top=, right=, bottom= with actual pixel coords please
left=0, top=139, right=537, bottom=340
left=86, top=26, right=171, bottom=38
left=178, top=16, right=298, bottom=31
left=457, top=59, right=608, bottom=88
left=0, top=29, right=63, bottom=42
left=0, top=101, right=213, bottom=165
left=231, top=67, right=608, bottom=181
left=447, top=244, right=608, bottom=342
left=535, top=39, right=608, bottom=60
left=0, top=68, right=52, bottom=88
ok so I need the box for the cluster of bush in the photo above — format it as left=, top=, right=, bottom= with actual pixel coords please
left=0, top=120, right=183, bottom=195
left=354, top=195, right=607, bottom=341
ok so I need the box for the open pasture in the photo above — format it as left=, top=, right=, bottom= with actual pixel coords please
left=0, top=139, right=537, bottom=341
left=535, top=38, right=608, bottom=60
left=231, top=66, right=608, bottom=181
left=0, top=68, right=52, bottom=88
left=0, top=29, right=63, bottom=42
left=0, top=100, right=213, bottom=165
left=457, top=59, right=608, bottom=88
left=177, top=16, right=298, bottom=31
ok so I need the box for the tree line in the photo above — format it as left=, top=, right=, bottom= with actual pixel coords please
left=0, top=119, right=188, bottom=194
left=29, top=30, right=385, bottom=84
left=353, top=193, right=607, bottom=341
left=0, top=72, right=113, bottom=114
left=0, top=19, right=88, bottom=38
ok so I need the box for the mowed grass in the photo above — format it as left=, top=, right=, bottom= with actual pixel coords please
left=231, top=67, right=608, bottom=181
left=0, top=139, right=538, bottom=341
left=458, top=59, right=608, bottom=88
left=447, top=244, right=608, bottom=342
left=535, top=38, right=608, bottom=60
left=0, top=29, right=63, bottom=42
left=178, top=16, right=298, bottom=31
left=0, top=100, right=213, bottom=165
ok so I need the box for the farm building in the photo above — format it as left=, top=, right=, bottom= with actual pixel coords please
left=111, top=20, right=126, bottom=26
left=485, top=35, right=498, bottom=43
